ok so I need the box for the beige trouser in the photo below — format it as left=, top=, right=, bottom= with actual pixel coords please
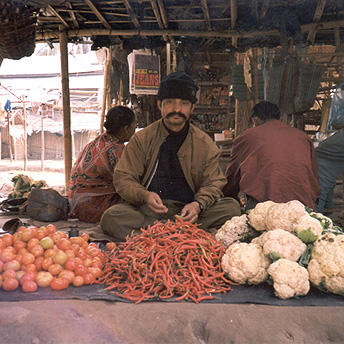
left=100, top=197, right=241, bottom=240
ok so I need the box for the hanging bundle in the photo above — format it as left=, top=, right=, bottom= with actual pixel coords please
left=0, top=1, right=38, bottom=60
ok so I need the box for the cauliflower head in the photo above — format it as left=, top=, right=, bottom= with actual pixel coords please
left=294, top=214, right=324, bottom=243
left=307, top=233, right=344, bottom=295
left=256, top=229, right=307, bottom=261
left=265, top=200, right=308, bottom=232
left=221, top=242, right=271, bottom=285
left=267, top=259, right=310, bottom=299
left=309, top=212, right=333, bottom=230
left=248, top=201, right=276, bottom=232
left=215, top=214, right=256, bottom=248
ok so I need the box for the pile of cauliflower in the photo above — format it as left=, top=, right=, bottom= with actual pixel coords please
left=216, top=200, right=344, bottom=300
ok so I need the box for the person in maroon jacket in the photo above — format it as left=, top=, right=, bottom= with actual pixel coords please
left=223, top=101, right=320, bottom=210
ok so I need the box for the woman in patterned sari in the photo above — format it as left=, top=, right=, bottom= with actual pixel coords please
left=68, top=106, right=136, bottom=223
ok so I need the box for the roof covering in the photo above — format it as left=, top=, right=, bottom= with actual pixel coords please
left=5, top=0, right=344, bottom=54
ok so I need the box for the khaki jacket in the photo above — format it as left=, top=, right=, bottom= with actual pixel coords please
left=113, top=119, right=226, bottom=211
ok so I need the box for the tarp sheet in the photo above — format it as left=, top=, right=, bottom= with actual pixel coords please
left=1, top=283, right=344, bottom=306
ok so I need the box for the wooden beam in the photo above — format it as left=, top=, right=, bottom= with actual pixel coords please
left=84, top=0, right=111, bottom=29
left=230, top=0, right=237, bottom=47
left=122, top=0, right=141, bottom=30
left=260, top=0, right=270, bottom=19
left=66, top=2, right=79, bottom=28
left=307, top=0, right=327, bottom=44
left=200, top=0, right=212, bottom=31
left=47, top=5, right=70, bottom=28
left=35, top=19, right=344, bottom=41
left=59, top=25, right=73, bottom=193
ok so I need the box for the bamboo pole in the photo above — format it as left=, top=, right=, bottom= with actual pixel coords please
left=100, top=47, right=110, bottom=134
left=59, top=25, right=73, bottom=193
left=23, top=101, right=27, bottom=171
left=41, top=115, right=45, bottom=172
left=7, top=112, right=12, bottom=162
left=166, top=42, right=171, bottom=75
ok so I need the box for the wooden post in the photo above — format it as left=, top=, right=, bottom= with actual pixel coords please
left=59, top=25, right=73, bottom=193
left=41, top=115, right=45, bottom=172
left=106, top=46, right=113, bottom=109
left=23, top=101, right=27, bottom=171
left=100, top=47, right=112, bottom=134
left=7, top=112, right=12, bottom=162
left=166, top=42, right=171, bottom=75
left=0, top=129, right=1, bottom=160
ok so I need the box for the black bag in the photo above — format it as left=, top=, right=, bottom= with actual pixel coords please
left=26, top=188, right=69, bottom=222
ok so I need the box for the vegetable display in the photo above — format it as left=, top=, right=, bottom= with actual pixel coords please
left=97, top=218, right=232, bottom=303
left=0, top=224, right=104, bottom=292
left=218, top=200, right=344, bottom=299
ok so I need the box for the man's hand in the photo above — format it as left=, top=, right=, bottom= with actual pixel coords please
left=145, top=192, right=168, bottom=213
left=179, top=201, right=200, bottom=223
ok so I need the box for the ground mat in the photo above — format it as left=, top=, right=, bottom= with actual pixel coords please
left=1, top=283, right=344, bottom=306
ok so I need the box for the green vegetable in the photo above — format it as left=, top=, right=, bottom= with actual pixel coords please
left=298, top=244, right=313, bottom=268
left=265, top=252, right=281, bottom=261
left=296, top=228, right=318, bottom=244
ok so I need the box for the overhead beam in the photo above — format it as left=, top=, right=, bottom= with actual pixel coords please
left=307, top=0, right=327, bottom=44
left=260, top=0, right=270, bottom=19
left=230, top=0, right=237, bottom=47
left=122, top=0, right=141, bottom=30
left=47, top=5, right=70, bottom=28
left=66, top=2, right=79, bottom=28
left=200, top=0, right=212, bottom=30
left=84, top=0, right=112, bottom=29
left=35, top=19, right=344, bottom=41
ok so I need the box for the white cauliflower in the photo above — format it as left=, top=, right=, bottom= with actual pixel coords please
left=215, top=214, right=256, bottom=248
left=307, top=233, right=344, bottom=295
left=221, top=242, right=271, bottom=285
left=255, top=229, right=307, bottom=261
left=309, top=212, right=333, bottom=230
left=267, top=259, right=310, bottom=299
left=248, top=201, right=276, bottom=232
left=264, top=200, right=308, bottom=232
left=294, top=214, right=324, bottom=243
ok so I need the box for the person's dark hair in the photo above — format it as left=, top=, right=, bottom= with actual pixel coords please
left=104, top=106, right=135, bottom=135
left=250, top=101, right=281, bottom=121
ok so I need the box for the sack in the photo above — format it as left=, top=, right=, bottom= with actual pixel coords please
left=26, top=188, right=69, bottom=222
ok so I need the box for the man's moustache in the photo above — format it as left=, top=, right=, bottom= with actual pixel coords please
left=166, top=112, right=187, bottom=119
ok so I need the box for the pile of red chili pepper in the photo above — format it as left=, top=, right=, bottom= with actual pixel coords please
left=97, top=217, right=232, bottom=303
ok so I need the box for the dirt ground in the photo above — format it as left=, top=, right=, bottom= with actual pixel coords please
left=1, top=159, right=344, bottom=344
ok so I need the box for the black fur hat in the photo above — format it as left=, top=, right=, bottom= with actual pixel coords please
left=156, top=72, right=199, bottom=104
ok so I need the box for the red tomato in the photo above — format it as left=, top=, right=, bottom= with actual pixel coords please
left=27, top=238, right=40, bottom=251
left=1, top=234, right=13, bottom=247
left=15, top=270, right=26, bottom=281
left=2, top=278, right=19, bottom=291
left=50, top=277, right=69, bottom=290
left=58, top=270, right=75, bottom=284
left=19, top=271, right=37, bottom=285
left=24, top=263, right=37, bottom=273
left=81, top=233, right=90, bottom=242
left=44, top=248, right=56, bottom=259
left=41, top=257, right=53, bottom=271
left=0, top=260, right=3, bottom=273
left=30, top=244, right=44, bottom=258
left=34, top=256, right=44, bottom=271
left=106, top=242, right=117, bottom=251
left=57, top=238, right=72, bottom=251
left=82, top=258, right=93, bottom=268
left=21, top=252, right=35, bottom=265
left=72, top=276, right=84, bottom=287
left=13, top=240, right=26, bottom=251
left=64, top=258, right=77, bottom=271
left=2, top=269, right=17, bottom=280
left=22, top=280, right=37, bottom=293
left=3, top=260, right=21, bottom=271
left=35, top=227, right=48, bottom=240
left=88, top=267, right=102, bottom=279
left=45, top=224, right=57, bottom=235
left=48, top=263, right=63, bottom=276
left=82, top=273, right=95, bottom=285
left=36, top=271, right=53, bottom=288
left=0, top=249, right=15, bottom=262
left=74, top=264, right=88, bottom=276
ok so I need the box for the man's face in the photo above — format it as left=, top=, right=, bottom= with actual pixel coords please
left=158, top=98, right=195, bottom=132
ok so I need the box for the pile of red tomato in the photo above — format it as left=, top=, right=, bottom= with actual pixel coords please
left=0, top=224, right=107, bottom=293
